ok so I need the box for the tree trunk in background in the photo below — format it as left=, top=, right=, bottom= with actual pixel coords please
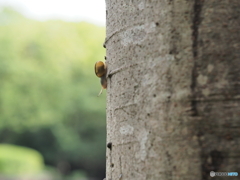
left=105, top=0, right=240, bottom=180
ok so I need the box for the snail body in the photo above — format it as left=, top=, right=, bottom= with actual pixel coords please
left=95, top=61, right=107, bottom=96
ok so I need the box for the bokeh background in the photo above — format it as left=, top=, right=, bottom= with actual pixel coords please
left=0, top=1, right=106, bottom=179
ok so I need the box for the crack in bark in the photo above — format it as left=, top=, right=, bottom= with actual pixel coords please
left=108, top=63, right=138, bottom=78
left=191, top=0, right=204, bottom=116
left=103, top=23, right=145, bottom=47
left=192, top=0, right=203, bottom=58
left=192, top=1, right=207, bottom=180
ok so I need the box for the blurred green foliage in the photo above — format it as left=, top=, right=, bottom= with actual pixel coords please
left=0, top=7, right=106, bottom=179
left=0, top=144, right=44, bottom=175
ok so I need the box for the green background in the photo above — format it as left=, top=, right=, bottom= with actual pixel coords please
left=0, top=7, right=106, bottom=180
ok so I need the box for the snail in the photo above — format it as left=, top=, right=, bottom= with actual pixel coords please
left=95, top=61, right=107, bottom=96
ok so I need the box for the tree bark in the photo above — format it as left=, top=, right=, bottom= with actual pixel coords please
left=105, top=0, right=240, bottom=180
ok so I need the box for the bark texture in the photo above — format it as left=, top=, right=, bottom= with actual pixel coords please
left=105, top=0, right=240, bottom=180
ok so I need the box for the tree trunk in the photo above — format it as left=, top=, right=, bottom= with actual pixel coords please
left=105, top=0, right=240, bottom=180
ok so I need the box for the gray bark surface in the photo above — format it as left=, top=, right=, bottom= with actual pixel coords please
left=105, top=0, right=240, bottom=180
